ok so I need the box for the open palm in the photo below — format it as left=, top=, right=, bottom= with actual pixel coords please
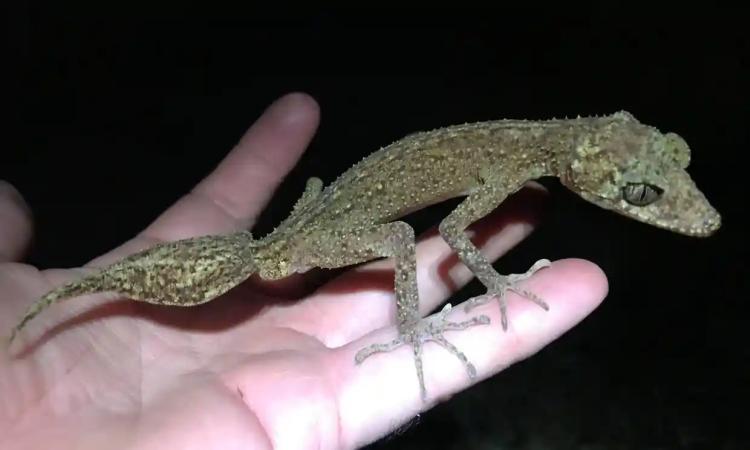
left=0, top=93, right=607, bottom=449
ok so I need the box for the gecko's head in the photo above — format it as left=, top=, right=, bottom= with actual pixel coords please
left=560, top=111, right=721, bottom=237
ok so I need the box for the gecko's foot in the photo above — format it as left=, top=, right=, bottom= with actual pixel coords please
left=354, top=303, right=490, bottom=401
left=464, top=258, right=551, bottom=330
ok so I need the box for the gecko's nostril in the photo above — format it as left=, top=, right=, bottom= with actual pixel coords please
left=706, top=214, right=721, bottom=231
left=692, top=211, right=721, bottom=236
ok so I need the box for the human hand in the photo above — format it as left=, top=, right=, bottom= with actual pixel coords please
left=0, top=93, right=607, bottom=449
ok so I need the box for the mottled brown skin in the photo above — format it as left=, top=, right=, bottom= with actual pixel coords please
left=7, top=233, right=258, bottom=344
left=8, top=111, right=721, bottom=401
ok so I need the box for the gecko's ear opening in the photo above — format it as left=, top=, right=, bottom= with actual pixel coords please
left=664, top=132, right=691, bottom=169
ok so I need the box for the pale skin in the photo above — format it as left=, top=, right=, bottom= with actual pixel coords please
left=1, top=92, right=715, bottom=449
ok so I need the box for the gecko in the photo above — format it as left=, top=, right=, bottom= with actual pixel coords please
left=6, top=110, right=721, bottom=401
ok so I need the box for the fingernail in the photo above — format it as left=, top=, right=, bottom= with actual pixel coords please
left=270, top=92, right=319, bottom=126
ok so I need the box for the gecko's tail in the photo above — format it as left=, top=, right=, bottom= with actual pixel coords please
left=6, top=271, right=106, bottom=347
left=6, top=231, right=260, bottom=348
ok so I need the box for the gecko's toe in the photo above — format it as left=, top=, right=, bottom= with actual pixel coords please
left=465, top=259, right=552, bottom=331
left=355, top=303, right=489, bottom=402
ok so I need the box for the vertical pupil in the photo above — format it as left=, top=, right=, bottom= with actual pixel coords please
left=639, top=186, right=648, bottom=202
left=624, top=183, right=661, bottom=205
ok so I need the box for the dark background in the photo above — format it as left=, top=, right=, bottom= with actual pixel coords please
left=3, top=5, right=747, bottom=449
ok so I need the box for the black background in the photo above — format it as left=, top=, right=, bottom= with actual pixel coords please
left=3, top=5, right=747, bottom=449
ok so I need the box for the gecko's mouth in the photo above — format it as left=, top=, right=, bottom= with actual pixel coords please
left=650, top=207, right=721, bottom=237
left=606, top=200, right=721, bottom=237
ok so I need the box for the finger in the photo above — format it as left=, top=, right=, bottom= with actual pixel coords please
left=142, top=92, right=320, bottom=241
left=0, top=181, right=33, bottom=262
left=289, top=183, right=548, bottom=342
left=336, top=258, right=608, bottom=446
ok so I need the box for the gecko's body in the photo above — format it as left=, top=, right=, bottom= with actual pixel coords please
left=8, top=111, right=721, bottom=400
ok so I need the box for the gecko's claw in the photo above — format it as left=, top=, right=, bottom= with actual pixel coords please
left=355, top=303, right=490, bottom=402
left=464, top=258, right=551, bottom=330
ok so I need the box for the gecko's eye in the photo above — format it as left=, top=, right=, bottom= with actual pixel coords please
left=622, top=183, right=664, bottom=206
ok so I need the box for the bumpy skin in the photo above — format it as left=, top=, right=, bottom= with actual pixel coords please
left=7, top=111, right=721, bottom=401
left=7, top=232, right=258, bottom=344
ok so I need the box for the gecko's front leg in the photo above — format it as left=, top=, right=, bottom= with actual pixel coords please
left=306, top=222, right=490, bottom=401
left=439, top=178, right=551, bottom=330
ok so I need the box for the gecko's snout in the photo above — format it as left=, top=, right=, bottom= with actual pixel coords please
left=693, top=208, right=722, bottom=237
